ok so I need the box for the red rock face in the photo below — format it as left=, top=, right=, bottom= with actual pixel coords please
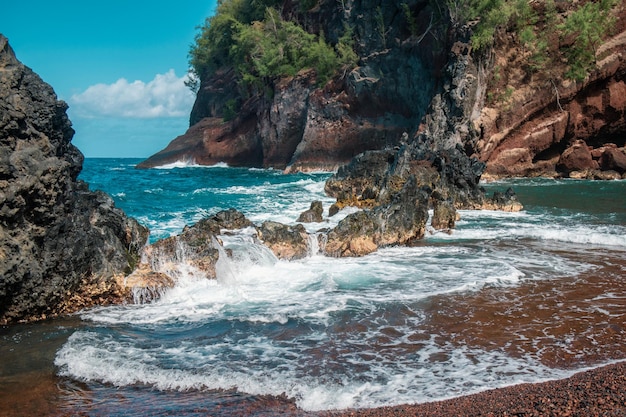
left=557, top=140, right=598, bottom=172
left=479, top=30, right=626, bottom=179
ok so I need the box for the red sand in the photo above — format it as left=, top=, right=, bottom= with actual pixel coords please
left=322, top=361, right=626, bottom=417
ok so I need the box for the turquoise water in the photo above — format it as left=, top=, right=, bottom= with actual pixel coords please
left=78, top=159, right=337, bottom=242
left=2, top=158, right=625, bottom=416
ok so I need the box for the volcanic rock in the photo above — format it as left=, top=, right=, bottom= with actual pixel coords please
left=135, top=208, right=255, bottom=281
left=431, top=198, right=457, bottom=231
left=323, top=176, right=429, bottom=257
left=482, top=188, right=524, bottom=212
left=256, top=221, right=310, bottom=260
left=297, top=200, right=324, bottom=223
left=0, top=35, right=148, bottom=324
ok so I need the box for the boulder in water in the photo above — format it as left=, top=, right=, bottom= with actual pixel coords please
left=256, top=221, right=310, bottom=260
left=296, top=201, right=324, bottom=223
left=323, top=176, right=429, bottom=257
left=431, top=198, right=457, bottom=231
left=135, top=208, right=253, bottom=281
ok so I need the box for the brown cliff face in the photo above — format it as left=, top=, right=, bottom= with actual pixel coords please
left=475, top=8, right=626, bottom=179
left=0, top=35, right=149, bottom=324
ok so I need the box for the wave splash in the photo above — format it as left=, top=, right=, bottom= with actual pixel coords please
left=54, top=219, right=617, bottom=411
left=59, top=165, right=626, bottom=412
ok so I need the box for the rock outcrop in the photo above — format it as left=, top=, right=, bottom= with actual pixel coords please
left=256, top=221, right=310, bottom=260
left=296, top=200, right=324, bottom=223
left=132, top=208, right=253, bottom=283
left=323, top=176, right=429, bottom=257
left=0, top=35, right=149, bottom=324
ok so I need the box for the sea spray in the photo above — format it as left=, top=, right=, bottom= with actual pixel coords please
left=213, top=236, right=238, bottom=286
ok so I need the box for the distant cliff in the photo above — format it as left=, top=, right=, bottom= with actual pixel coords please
left=139, top=0, right=626, bottom=179
left=0, top=35, right=148, bottom=324
left=137, top=0, right=449, bottom=171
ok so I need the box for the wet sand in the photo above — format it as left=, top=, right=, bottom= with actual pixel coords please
left=324, top=361, right=626, bottom=416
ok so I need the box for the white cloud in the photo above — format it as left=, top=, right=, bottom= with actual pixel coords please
left=70, top=70, right=195, bottom=118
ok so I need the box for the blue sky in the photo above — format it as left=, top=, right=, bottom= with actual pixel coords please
left=0, top=1, right=217, bottom=157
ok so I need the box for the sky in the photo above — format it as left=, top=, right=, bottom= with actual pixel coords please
left=0, top=1, right=218, bottom=157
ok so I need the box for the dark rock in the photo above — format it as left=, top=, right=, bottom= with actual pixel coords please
left=431, top=199, right=457, bottom=231
left=323, top=210, right=379, bottom=257
left=137, top=208, right=253, bottom=280
left=324, top=149, right=398, bottom=208
left=257, top=221, right=310, bottom=260
left=192, top=207, right=254, bottom=235
left=297, top=200, right=324, bottom=223
left=0, top=35, right=148, bottom=324
left=483, top=187, right=524, bottom=212
left=323, top=176, right=428, bottom=257
left=328, top=203, right=341, bottom=217
left=325, top=142, right=490, bottom=211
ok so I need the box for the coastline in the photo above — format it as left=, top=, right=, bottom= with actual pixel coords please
left=324, top=361, right=626, bottom=416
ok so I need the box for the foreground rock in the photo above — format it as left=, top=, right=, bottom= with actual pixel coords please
left=296, top=201, right=324, bottom=223
left=134, top=208, right=253, bottom=283
left=323, top=176, right=429, bottom=257
left=257, top=221, right=310, bottom=260
left=0, top=35, right=148, bottom=324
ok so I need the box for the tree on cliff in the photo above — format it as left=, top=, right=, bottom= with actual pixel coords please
left=188, top=0, right=357, bottom=98
left=448, top=0, right=618, bottom=81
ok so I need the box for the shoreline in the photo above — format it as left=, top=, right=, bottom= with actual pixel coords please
left=323, top=361, right=626, bottom=416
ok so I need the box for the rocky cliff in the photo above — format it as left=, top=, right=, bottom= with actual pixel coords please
left=137, top=0, right=449, bottom=170
left=139, top=0, right=626, bottom=179
left=477, top=9, right=626, bottom=179
left=0, top=35, right=148, bottom=324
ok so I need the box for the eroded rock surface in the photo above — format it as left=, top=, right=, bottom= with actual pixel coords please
left=0, top=35, right=148, bottom=324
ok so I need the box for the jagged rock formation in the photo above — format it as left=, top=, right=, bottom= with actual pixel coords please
left=323, top=176, right=430, bottom=257
left=296, top=200, right=324, bottom=223
left=131, top=208, right=253, bottom=284
left=0, top=35, right=148, bottom=324
left=256, top=221, right=310, bottom=260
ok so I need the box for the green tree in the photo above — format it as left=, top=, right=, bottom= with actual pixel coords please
left=189, top=0, right=282, bottom=80
left=230, top=7, right=348, bottom=90
left=558, top=0, right=617, bottom=81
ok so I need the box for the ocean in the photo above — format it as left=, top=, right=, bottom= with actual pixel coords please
left=1, top=158, right=625, bottom=416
